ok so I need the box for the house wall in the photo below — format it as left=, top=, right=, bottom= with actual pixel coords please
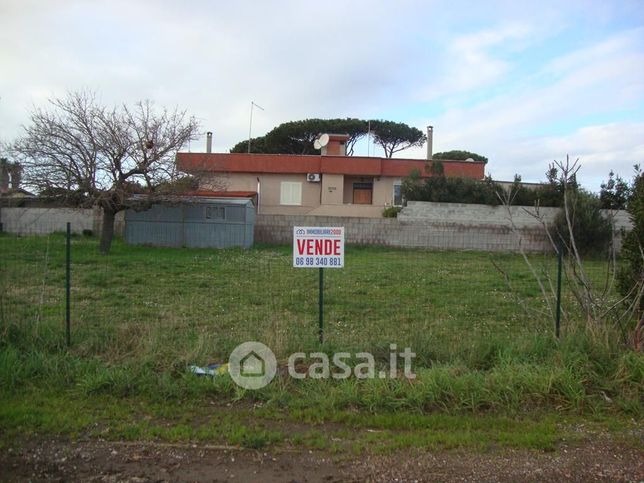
left=321, top=174, right=343, bottom=205
left=374, top=177, right=396, bottom=206
left=200, top=172, right=402, bottom=217
left=201, top=172, right=322, bottom=215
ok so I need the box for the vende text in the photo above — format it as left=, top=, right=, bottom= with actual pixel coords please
left=297, top=239, right=341, bottom=256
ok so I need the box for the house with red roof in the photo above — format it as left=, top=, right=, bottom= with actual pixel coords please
left=176, top=134, right=485, bottom=217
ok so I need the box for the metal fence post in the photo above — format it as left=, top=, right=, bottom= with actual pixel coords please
left=66, top=222, right=71, bottom=347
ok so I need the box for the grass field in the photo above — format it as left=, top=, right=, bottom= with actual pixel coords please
left=0, top=234, right=642, bottom=453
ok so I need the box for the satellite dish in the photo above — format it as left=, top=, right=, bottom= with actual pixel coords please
left=466, top=157, right=474, bottom=162
left=314, top=139, right=322, bottom=150
left=318, top=134, right=329, bottom=147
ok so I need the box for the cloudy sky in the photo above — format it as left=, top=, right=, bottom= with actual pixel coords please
left=1, top=0, right=643, bottom=189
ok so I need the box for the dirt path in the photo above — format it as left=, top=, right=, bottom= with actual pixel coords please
left=1, top=437, right=642, bottom=482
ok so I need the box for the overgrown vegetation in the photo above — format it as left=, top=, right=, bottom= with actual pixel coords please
left=402, top=161, right=636, bottom=226
left=617, top=167, right=644, bottom=349
left=402, top=162, right=569, bottom=207
left=600, top=170, right=631, bottom=210
left=1, top=236, right=641, bottom=415
left=498, top=157, right=643, bottom=354
left=382, top=206, right=402, bottom=217
left=551, top=189, right=612, bottom=257
left=1, top=222, right=642, bottom=453
left=402, top=164, right=499, bottom=205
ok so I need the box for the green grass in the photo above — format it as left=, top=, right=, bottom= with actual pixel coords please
left=4, top=390, right=634, bottom=453
left=0, top=234, right=642, bottom=452
left=0, top=234, right=605, bottom=363
left=1, top=389, right=640, bottom=453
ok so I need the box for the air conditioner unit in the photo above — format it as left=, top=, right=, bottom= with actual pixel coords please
left=307, top=173, right=321, bottom=182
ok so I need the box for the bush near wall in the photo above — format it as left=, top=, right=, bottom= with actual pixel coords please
left=402, top=163, right=566, bottom=207
left=382, top=206, right=402, bottom=218
left=551, top=190, right=613, bottom=256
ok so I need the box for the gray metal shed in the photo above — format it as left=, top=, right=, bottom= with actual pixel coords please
left=125, top=197, right=255, bottom=249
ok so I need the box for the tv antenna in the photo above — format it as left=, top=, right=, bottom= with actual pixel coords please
left=248, top=101, right=265, bottom=153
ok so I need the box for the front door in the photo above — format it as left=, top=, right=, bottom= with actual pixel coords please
left=353, top=183, right=373, bottom=204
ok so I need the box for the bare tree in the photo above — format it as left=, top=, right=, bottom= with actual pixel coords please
left=497, top=156, right=644, bottom=344
left=12, top=91, right=200, bottom=254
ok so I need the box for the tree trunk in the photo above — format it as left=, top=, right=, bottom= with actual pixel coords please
left=99, top=208, right=116, bottom=255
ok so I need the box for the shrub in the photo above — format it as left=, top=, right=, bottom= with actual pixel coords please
left=551, top=189, right=612, bottom=257
left=402, top=173, right=501, bottom=206
left=617, top=169, right=644, bottom=312
left=402, top=164, right=567, bottom=208
left=600, top=170, right=630, bottom=210
left=382, top=206, right=402, bottom=218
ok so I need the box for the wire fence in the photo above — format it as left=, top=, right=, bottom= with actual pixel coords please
left=0, top=221, right=619, bottom=371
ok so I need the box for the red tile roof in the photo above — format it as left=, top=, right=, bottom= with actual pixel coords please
left=183, top=190, right=257, bottom=198
left=176, top=153, right=485, bottom=179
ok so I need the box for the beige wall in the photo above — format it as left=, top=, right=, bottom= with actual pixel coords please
left=199, top=172, right=401, bottom=217
left=201, top=173, right=321, bottom=214
left=373, top=177, right=398, bottom=206
left=321, top=173, right=344, bottom=205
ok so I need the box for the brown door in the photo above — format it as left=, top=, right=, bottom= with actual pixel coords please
left=353, top=184, right=373, bottom=204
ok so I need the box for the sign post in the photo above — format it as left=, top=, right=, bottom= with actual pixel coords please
left=293, top=227, right=345, bottom=343
left=319, top=267, right=324, bottom=343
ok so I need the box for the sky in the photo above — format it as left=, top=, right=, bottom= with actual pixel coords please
left=1, top=0, right=643, bottom=190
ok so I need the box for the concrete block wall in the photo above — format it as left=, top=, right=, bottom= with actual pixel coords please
left=255, top=201, right=632, bottom=253
left=399, top=201, right=559, bottom=227
left=400, top=201, right=631, bottom=230
left=255, top=214, right=551, bottom=252
left=0, top=207, right=125, bottom=236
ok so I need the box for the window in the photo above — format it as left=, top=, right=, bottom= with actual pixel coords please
left=280, top=181, right=302, bottom=205
left=393, top=182, right=403, bottom=206
left=205, top=206, right=225, bottom=219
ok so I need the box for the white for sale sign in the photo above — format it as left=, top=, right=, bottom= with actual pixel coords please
left=293, top=226, right=344, bottom=268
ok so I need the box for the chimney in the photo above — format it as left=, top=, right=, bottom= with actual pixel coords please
left=206, top=131, right=213, bottom=153
left=319, top=133, right=350, bottom=156
left=10, top=164, right=22, bottom=190
left=426, top=126, right=433, bottom=160
left=0, top=159, right=9, bottom=194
